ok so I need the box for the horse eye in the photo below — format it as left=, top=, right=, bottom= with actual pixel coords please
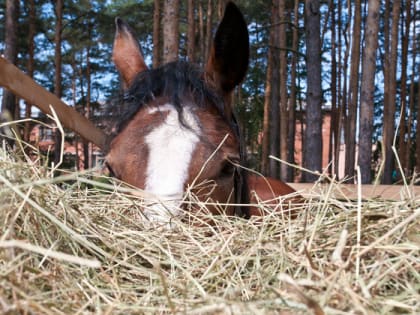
left=219, top=160, right=236, bottom=178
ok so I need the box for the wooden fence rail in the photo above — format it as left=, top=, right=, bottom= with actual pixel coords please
left=0, top=56, right=109, bottom=151
left=288, top=183, right=419, bottom=201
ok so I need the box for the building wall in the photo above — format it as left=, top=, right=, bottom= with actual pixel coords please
left=29, top=124, right=103, bottom=170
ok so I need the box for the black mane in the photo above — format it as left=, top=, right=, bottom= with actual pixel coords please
left=116, top=61, right=225, bottom=133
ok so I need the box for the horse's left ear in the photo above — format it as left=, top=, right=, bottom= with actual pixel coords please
left=205, top=2, right=249, bottom=103
left=113, top=18, right=148, bottom=88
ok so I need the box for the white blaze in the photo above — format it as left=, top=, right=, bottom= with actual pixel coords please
left=143, top=104, right=200, bottom=224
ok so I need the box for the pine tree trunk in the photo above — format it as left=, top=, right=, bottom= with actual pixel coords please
left=382, top=0, right=401, bottom=184
left=269, top=0, right=280, bottom=178
left=302, top=0, right=322, bottom=182
left=405, top=69, right=414, bottom=176
left=382, top=0, right=390, bottom=134
left=85, top=46, right=92, bottom=170
left=204, top=0, right=213, bottom=63
left=54, top=1, right=63, bottom=99
left=278, top=0, right=288, bottom=181
left=153, top=0, right=161, bottom=68
left=416, top=58, right=420, bottom=174
left=187, top=0, right=195, bottom=63
left=329, top=0, right=337, bottom=177
left=54, top=0, right=63, bottom=166
left=261, top=0, right=280, bottom=178
left=24, top=0, right=36, bottom=142
left=198, top=2, right=205, bottom=64
left=344, top=0, right=361, bottom=183
left=217, top=0, right=226, bottom=19
left=71, top=55, right=80, bottom=171
left=162, top=0, right=180, bottom=63
left=335, top=1, right=345, bottom=179
left=286, top=0, right=299, bottom=182
left=397, top=0, right=411, bottom=178
left=261, top=41, right=273, bottom=174
left=405, top=22, right=416, bottom=176
left=358, top=0, right=380, bottom=184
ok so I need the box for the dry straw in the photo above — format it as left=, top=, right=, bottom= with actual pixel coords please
left=0, top=125, right=419, bottom=314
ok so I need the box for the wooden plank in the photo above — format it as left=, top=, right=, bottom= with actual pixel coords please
left=287, top=183, right=419, bottom=201
left=0, top=56, right=109, bottom=151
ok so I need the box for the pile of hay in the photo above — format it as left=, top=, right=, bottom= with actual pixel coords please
left=0, top=146, right=418, bottom=314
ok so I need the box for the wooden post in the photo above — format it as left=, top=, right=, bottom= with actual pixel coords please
left=0, top=56, right=109, bottom=152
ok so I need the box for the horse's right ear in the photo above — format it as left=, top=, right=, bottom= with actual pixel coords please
left=205, top=2, right=249, bottom=95
left=113, top=18, right=148, bottom=87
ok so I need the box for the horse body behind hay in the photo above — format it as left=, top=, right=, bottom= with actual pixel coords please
left=105, top=2, right=297, bottom=225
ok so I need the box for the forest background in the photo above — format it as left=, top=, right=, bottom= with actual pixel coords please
left=0, top=0, right=419, bottom=184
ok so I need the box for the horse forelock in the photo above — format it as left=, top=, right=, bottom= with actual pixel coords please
left=115, top=61, right=227, bottom=134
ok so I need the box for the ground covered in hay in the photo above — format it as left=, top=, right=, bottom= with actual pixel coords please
left=0, top=147, right=419, bottom=315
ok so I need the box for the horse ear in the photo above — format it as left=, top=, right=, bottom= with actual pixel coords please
left=113, top=18, right=148, bottom=87
left=205, top=2, right=249, bottom=96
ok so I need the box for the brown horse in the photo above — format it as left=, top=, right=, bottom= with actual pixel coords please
left=0, top=2, right=297, bottom=225
left=105, top=2, right=297, bottom=224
